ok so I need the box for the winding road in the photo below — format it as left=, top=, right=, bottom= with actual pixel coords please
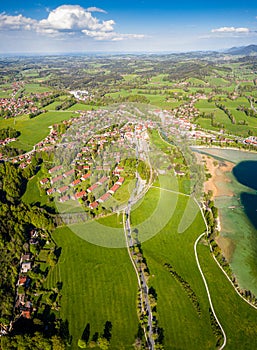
left=193, top=197, right=227, bottom=350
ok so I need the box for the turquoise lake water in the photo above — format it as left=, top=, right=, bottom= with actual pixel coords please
left=192, top=147, right=257, bottom=296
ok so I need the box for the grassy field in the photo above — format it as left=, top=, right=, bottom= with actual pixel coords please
left=195, top=97, right=257, bottom=137
left=199, top=244, right=257, bottom=349
left=140, top=193, right=257, bottom=349
left=22, top=166, right=56, bottom=210
left=0, top=111, right=76, bottom=151
left=141, top=196, right=216, bottom=349
left=67, top=103, right=97, bottom=111
left=23, top=83, right=53, bottom=94
left=46, top=226, right=138, bottom=350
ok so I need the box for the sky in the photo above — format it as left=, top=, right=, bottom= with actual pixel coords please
left=0, top=0, right=257, bottom=53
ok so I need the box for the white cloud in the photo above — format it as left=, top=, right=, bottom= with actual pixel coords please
left=0, top=5, right=144, bottom=42
left=38, top=5, right=114, bottom=32
left=211, top=27, right=250, bottom=33
left=86, top=7, right=107, bottom=14
left=82, top=29, right=145, bottom=41
left=0, top=13, right=37, bottom=30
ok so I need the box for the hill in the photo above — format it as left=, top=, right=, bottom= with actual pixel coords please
left=225, top=45, right=257, bottom=56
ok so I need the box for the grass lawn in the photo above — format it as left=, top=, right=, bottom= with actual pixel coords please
left=46, top=226, right=138, bottom=350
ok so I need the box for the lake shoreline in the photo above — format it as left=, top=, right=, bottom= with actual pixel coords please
left=193, top=147, right=257, bottom=295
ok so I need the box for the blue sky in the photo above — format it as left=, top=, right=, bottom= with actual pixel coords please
left=0, top=1, right=257, bottom=53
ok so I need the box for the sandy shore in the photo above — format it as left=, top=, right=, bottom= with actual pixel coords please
left=195, top=153, right=236, bottom=261
left=196, top=153, right=235, bottom=197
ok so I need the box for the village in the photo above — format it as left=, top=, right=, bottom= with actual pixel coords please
left=41, top=111, right=153, bottom=213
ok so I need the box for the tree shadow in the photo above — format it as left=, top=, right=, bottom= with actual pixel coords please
left=103, top=321, right=112, bottom=342
left=81, top=323, right=90, bottom=343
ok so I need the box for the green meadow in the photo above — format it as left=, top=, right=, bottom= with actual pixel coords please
left=46, top=225, right=138, bottom=350
left=0, top=111, right=76, bottom=151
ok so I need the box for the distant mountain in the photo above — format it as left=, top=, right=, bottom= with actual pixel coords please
left=225, top=45, right=257, bottom=55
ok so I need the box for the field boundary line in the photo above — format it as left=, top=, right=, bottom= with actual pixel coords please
left=150, top=185, right=190, bottom=197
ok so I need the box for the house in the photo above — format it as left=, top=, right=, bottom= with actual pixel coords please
left=49, top=165, right=62, bottom=174
left=63, top=169, right=75, bottom=177
left=19, top=162, right=27, bottom=169
left=81, top=173, right=91, bottom=181
left=74, top=190, right=86, bottom=199
left=87, top=183, right=99, bottom=193
left=51, top=174, right=63, bottom=185
left=98, top=192, right=111, bottom=203
left=40, top=178, right=49, bottom=185
left=21, top=262, right=32, bottom=273
left=57, top=185, right=69, bottom=194
left=108, top=184, right=120, bottom=194
left=21, top=253, right=31, bottom=262
left=18, top=276, right=27, bottom=286
left=89, top=201, right=99, bottom=209
left=97, top=176, right=109, bottom=185
left=70, top=179, right=81, bottom=187
left=59, top=195, right=70, bottom=203
left=116, top=177, right=124, bottom=186
left=21, top=310, right=31, bottom=319
left=46, top=188, right=55, bottom=195
left=175, top=170, right=185, bottom=176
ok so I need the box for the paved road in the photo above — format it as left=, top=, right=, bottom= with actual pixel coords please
left=123, top=136, right=155, bottom=350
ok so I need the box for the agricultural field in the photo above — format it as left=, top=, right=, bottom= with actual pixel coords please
left=46, top=225, right=139, bottom=350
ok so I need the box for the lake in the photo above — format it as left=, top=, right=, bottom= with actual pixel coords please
left=192, top=147, right=257, bottom=296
